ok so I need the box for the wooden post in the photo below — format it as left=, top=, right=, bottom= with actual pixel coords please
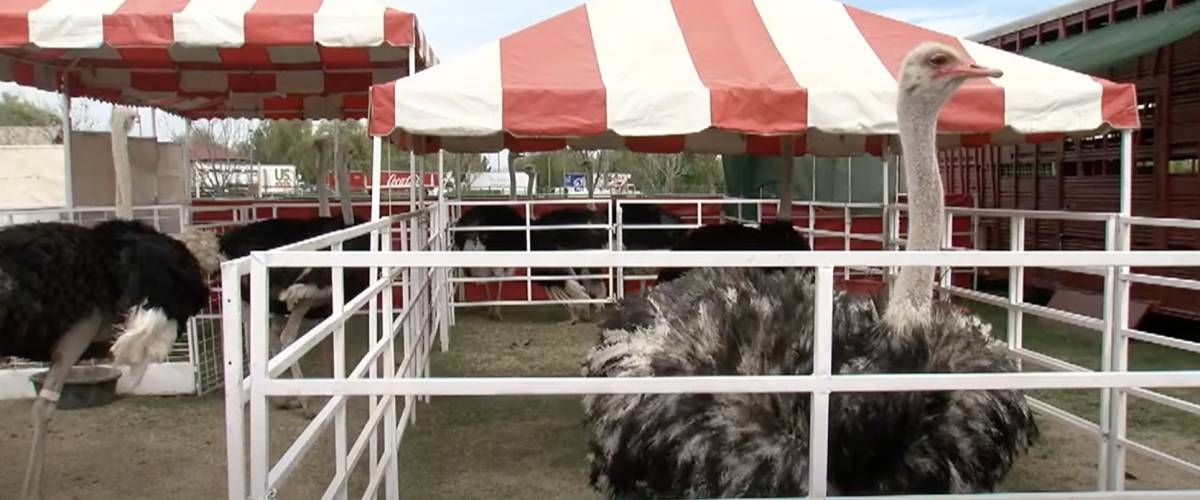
left=1033, top=144, right=1042, bottom=249
left=1154, top=45, right=1173, bottom=248
left=1056, top=139, right=1067, bottom=249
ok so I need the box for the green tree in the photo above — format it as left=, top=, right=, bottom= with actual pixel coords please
left=0, top=93, right=60, bottom=127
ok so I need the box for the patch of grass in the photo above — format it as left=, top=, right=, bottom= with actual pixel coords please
left=965, top=301, right=1200, bottom=480
left=397, top=306, right=603, bottom=500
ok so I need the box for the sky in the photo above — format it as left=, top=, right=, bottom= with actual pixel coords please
left=0, top=0, right=1057, bottom=167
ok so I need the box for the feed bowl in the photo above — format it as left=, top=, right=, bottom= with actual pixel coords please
left=28, top=365, right=123, bottom=410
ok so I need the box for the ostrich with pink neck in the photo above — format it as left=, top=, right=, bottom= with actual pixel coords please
left=884, top=42, right=1003, bottom=331
left=582, top=42, right=1036, bottom=498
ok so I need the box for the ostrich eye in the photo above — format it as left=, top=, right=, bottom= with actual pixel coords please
left=929, top=54, right=950, bottom=67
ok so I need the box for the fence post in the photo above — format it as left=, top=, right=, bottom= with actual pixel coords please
left=615, top=202, right=625, bottom=300
left=1103, top=130, right=1135, bottom=490
left=809, top=266, right=835, bottom=499
left=941, top=213, right=955, bottom=299
left=400, top=219, right=415, bottom=423
left=221, top=262, right=247, bottom=500
left=525, top=201, right=534, bottom=302
left=1007, top=217, right=1026, bottom=355
left=441, top=200, right=453, bottom=346
left=331, top=241, right=348, bottom=500
left=377, top=223, right=398, bottom=500
left=248, top=256, right=271, bottom=500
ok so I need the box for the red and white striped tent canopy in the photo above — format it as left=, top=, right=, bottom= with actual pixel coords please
left=368, top=0, right=1138, bottom=156
left=0, top=0, right=436, bottom=121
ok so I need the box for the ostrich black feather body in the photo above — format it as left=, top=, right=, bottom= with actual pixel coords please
left=619, top=204, right=686, bottom=251
left=221, top=217, right=370, bottom=317
left=656, top=221, right=810, bottom=283
left=0, top=221, right=209, bottom=362
left=531, top=208, right=610, bottom=286
left=584, top=268, right=1036, bottom=498
left=453, top=205, right=527, bottom=252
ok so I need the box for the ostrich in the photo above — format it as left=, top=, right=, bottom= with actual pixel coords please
left=655, top=220, right=811, bottom=283
left=452, top=205, right=527, bottom=320
left=615, top=203, right=688, bottom=292
left=532, top=207, right=611, bottom=324
left=618, top=203, right=686, bottom=251
left=1, top=219, right=210, bottom=500
left=181, top=216, right=370, bottom=417
left=582, top=42, right=1036, bottom=498
left=109, top=107, right=138, bottom=220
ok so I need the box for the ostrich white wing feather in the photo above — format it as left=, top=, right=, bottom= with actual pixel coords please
left=109, top=304, right=178, bottom=387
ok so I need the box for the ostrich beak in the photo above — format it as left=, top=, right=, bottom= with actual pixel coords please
left=949, top=63, right=1003, bottom=79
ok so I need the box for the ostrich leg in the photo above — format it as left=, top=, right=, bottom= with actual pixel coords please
left=560, top=279, right=591, bottom=325
left=544, top=285, right=579, bottom=325
left=278, top=298, right=321, bottom=419
left=584, top=271, right=607, bottom=320
left=480, top=279, right=497, bottom=320
left=491, top=274, right=505, bottom=320
left=22, top=310, right=103, bottom=500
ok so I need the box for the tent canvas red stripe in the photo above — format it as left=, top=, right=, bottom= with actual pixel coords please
left=104, top=0, right=188, bottom=47
left=0, top=0, right=49, bottom=46
left=500, top=5, right=606, bottom=137
left=245, top=0, right=323, bottom=46
left=0, top=0, right=435, bottom=121
left=672, top=0, right=808, bottom=135
left=1094, top=77, right=1141, bottom=130
left=845, top=5, right=1005, bottom=133
left=370, top=0, right=1139, bottom=157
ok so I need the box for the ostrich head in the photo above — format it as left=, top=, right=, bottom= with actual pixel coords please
left=898, top=42, right=1003, bottom=111
left=109, top=106, right=139, bottom=133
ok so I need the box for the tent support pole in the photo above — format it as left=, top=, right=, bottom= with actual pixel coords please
left=778, top=136, right=796, bottom=222
left=334, top=129, right=354, bottom=225
left=316, top=139, right=331, bottom=217
left=371, top=137, right=383, bottom=222
left=60, top=75, right=74, bottom=210
left=183, top=120, right=193, bottom=228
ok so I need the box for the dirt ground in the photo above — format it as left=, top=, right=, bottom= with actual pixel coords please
left=0, top=308, right=1197, bottom=499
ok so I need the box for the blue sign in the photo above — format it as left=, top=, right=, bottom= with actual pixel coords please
left=564, top=173, right=586, bottom=190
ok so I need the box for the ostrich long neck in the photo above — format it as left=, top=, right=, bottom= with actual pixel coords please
left=885, top=93, right=946, bottom=329
left=112, top=116, right=134, bottom=220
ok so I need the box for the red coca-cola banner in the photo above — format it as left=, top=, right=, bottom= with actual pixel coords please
left=326, top=172, right=440, bottom=191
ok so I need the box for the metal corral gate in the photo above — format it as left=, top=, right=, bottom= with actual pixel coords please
left=220, top=131, right=1200, bottom=500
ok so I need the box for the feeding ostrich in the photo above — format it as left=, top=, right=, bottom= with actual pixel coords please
left=655, top=220, right=811, bottom=283
left=582, top=42, right=1036, bottom=498
left=1, top=220, right=210, bottom=500
left=180, top=216, right=370, bottom=417
left=532, top=207, right=612, bottom=324
left=452, top=205, right=527, bottom=319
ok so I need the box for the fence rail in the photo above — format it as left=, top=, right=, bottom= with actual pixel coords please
left=222, top=191, right=1200, bottom=500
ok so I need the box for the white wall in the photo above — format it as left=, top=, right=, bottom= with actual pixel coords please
left=0, top=145, right=66, bottom=209
left=0, top=133, right=186, bottom=214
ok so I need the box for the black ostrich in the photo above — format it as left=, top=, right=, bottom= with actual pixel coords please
left=583, top=42, right=1036, bottom=498
left=0, top=220, right=210, bottom=500
left=453, top=205, right=528, bottom=320
left=617, top=203, right=686, bottom=251
left=616, top=204, right=688, bottom=289
left=532, top=207, right=611, bottom=324
left=655, top=220, right=811, bottom=283
left=182, top=215, right=370, bottom=417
